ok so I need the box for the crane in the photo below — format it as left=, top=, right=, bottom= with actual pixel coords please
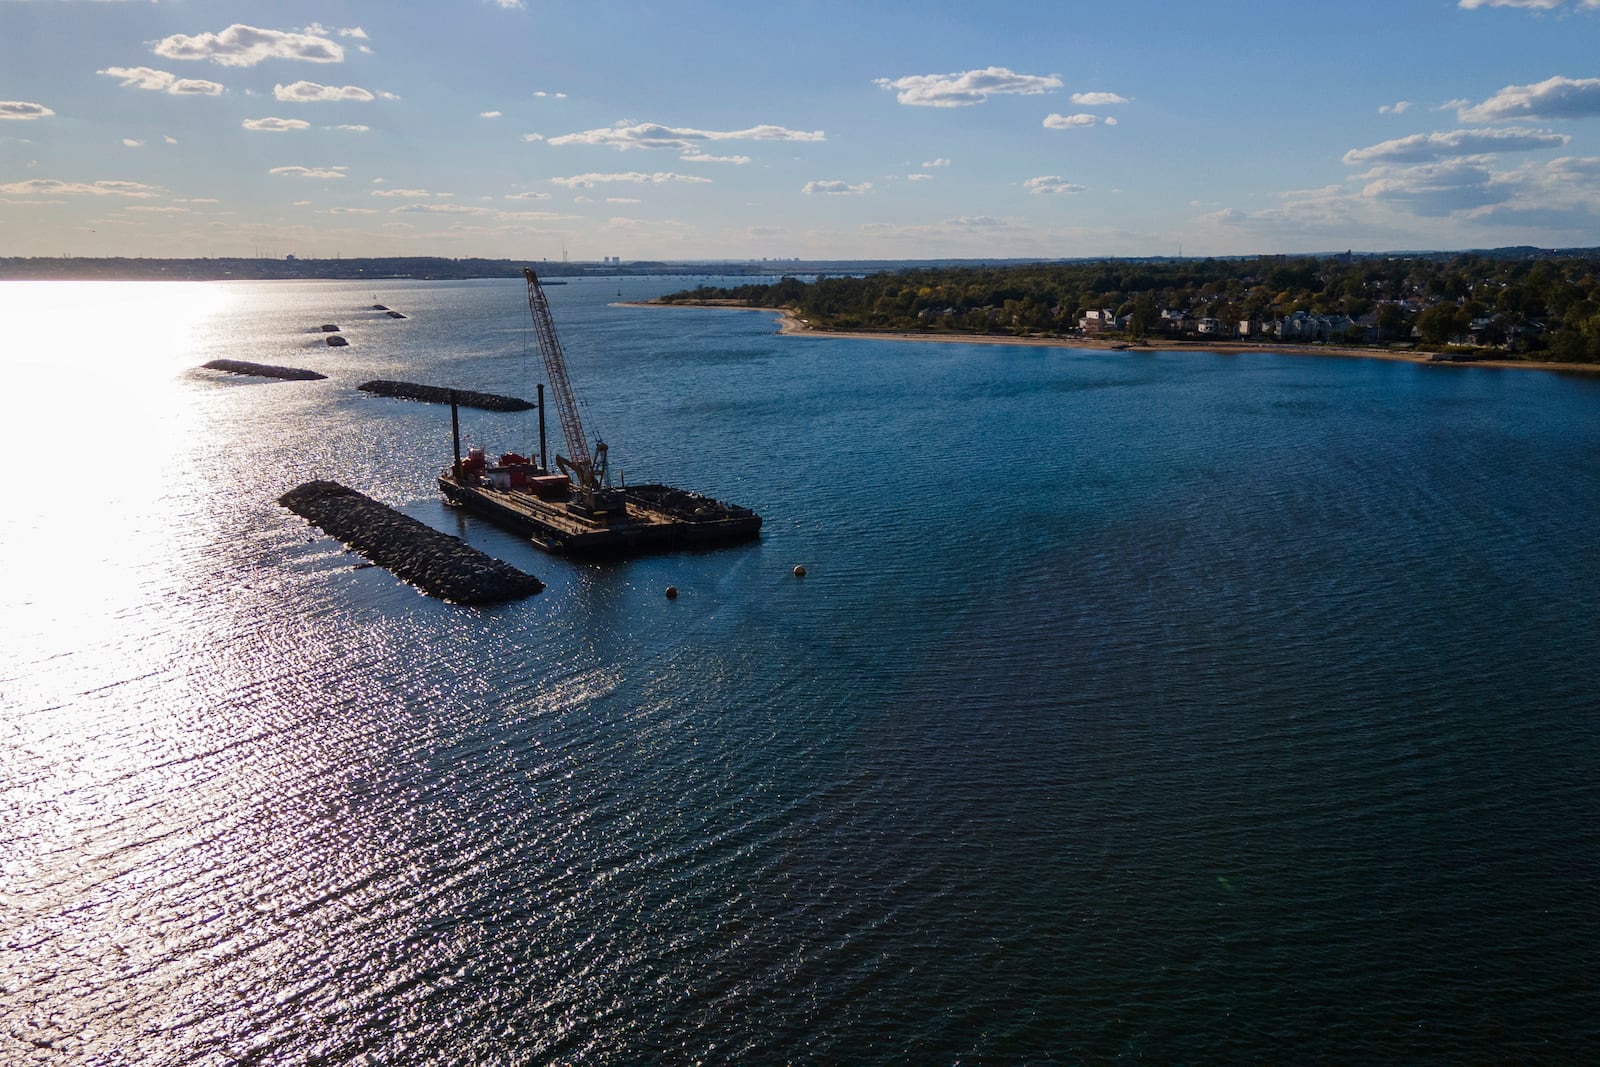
left=523, top=267, right=624, bottom=514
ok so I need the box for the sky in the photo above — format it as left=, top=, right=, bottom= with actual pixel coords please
left=2, top=0, right=1599, bottom=262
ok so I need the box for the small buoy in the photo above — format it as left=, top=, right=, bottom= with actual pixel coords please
left=665, top=586, right=678, bottom=599
left=793, top=565, right=806, bottom=578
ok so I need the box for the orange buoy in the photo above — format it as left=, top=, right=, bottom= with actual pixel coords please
left=665, top=585, right=678, bottom=599
left=793, top=565, right=806, bottom=577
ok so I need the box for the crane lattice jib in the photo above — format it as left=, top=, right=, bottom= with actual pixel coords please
left=523, top=267, right=592, bottom=471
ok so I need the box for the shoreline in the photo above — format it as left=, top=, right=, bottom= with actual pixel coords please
left=619, top=300, right=1600, bottom=376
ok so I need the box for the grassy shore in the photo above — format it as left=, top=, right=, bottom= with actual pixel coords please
left=624, top=300, right=1600, bottom=376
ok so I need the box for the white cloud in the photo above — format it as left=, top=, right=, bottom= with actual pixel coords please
left=680, top=152, right=749, bottom=164
left=908, top=173, right=934, bottom=182
left=99, top=67, right=225, bottom=96
left=1358, top=159, right=1507, bottom=215
left=153, top=24, right=343, bottom=67
left=335, top=124, right=370, bottom=133
left=606, top=197, right=642, bottom=204
left=802, top=180, right=872, bottom=195
left=269, top=165, right=349, bottom=179
left=1025, top=175, right=1086, bottom=194
left=274, top=81, right=379, bottom=103
left=1070, top=91, right=1129, bottom=106
left=550, top=171, right=714, bottom=188
left=480, top=110, right=503, bottom=119
left=325, top=206, right=379, bottom=215
left=242, top=117, right=311, bottom=132
left=122, top=139, right=144, bottom=148
left=533, top=91, right=569, bottom=99
left=370, top=188, right=434, bottom=198
left=522, top=133, right=545, bottom=143
left=1379, top=100, right=1414, bottom=114
left=1458, top=0, right=1569, bottom=8
left=505, top=191, right=551, bottom=200
left=874, top=66, right=1062, bottom=107
left=922, top=158, right=950, bottom=168
left=0, top=101, right=55, bottom=120
left=1043, top=113, right=1100, bottom=129
left=1342, top=127, right=1569, bottom=163
left=548, top=121, right=824, bottom=150
left=387, top=203, right=494, bottom=215
left=0, top=178, right=158, bottom=197
left=1459, top=75, right=1600, bottom=122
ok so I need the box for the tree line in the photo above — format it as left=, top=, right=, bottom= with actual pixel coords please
left=660, top=252, right=1600, bottom=363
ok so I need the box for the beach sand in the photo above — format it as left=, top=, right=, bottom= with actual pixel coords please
left=619, top=301, right=1600, bottom=376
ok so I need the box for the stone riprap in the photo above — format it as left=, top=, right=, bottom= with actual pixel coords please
left=203, top=359, right=327, bottom=381
left=278, top=480, right=544, bottom=604
left=357, top=380, right=532, bottom=411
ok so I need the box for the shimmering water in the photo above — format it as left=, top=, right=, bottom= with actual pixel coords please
left=3, top=277, right=1597, bottom=1063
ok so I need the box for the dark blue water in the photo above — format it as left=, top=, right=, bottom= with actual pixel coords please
left=2, top=277, right=1597, bottom=1062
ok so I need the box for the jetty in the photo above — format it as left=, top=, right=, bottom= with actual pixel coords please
left=359, top=379, right=533, bottom=412
left=279, top=480, right=544, bottom=604
left=203, top=359, right=326, bottom=381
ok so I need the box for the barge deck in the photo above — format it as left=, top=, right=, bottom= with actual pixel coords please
left=439, top=470, right=761, bottom=556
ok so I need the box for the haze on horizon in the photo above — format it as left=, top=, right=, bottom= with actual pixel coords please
left=3, top=0, right=1599, bottom=263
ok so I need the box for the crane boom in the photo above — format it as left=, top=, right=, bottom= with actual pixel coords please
left=523, top=267, right=605, bottom=490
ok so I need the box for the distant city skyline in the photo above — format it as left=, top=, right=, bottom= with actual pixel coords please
left=3, top=0, right=1599, bottom=261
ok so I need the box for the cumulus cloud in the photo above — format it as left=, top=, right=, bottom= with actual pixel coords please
left=1459, top=75, right=1600, bottom=122
left=0, top=101, right=54, bottom=120
left=335, top=124, right=370, bottom=133
left=505, top=191, right=551, bottom=200
left=802, top=179, right=872, bottom=195
left=1342, top=126, right=1570, bottom=163
left=522, top=133, right=544, bottom=143
left=533, top=91, right=568, bottom=99
left=908, top=173, right=934, bottom=181
left=1070, top=91, right=1129, bottom=106
left=153, top=24, right=343, bottom=67
left=1043, top=113, right=1100, bottom=129
left=1379, top=100, right=1413, bottom=114
left=548, top=121, right=824, bottom=150
left=98, top=67, right=225, bottom=96
left=0, top=178, right=158, bottom=196
left=122, top=139, right=144, bottom=148
left=550, top=171, right=713, bottom=188
left=875, top=66, right=1062, bottom=107
left=269, top=165, right=349, bottom=179
left=242, top=117, right=311, bottom=132
left=1025, top=175, right=1086, bottom=194
left=274, top=81, right=380, bottom=103
left=370, top=188, right=434, bottom=198
left=1358, top=159, right=1507, bottom=216
left=922, top=158, right=950, bottom=168
left=481, top=110, right=502, bottom=119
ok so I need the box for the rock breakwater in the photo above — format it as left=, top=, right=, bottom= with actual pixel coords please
left=278, top=480, right=544, bottom=604
left=357, top=380, right=532, bottom=411
left=203, top=359, right=327, bottom=381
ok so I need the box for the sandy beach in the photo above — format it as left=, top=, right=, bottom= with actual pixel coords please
left=621, top=300, right=1600, bottom=376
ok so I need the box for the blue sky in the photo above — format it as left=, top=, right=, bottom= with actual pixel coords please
left=3, top=0, right=1599, bottom=260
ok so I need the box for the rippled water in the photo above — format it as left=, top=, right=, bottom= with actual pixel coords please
left=3, top=277, right=1598, bottom=1063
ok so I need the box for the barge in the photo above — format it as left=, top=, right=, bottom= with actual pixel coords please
left=437, top=266, right=761, bottom=557
left=439, top=450, right=760, bottom=556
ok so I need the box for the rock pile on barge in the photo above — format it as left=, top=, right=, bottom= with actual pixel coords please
left=203, top=359, right=327, bottom=381
left=279, top=479, right=543, bottom=604
left=359, top=379, right=532, bottom=411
